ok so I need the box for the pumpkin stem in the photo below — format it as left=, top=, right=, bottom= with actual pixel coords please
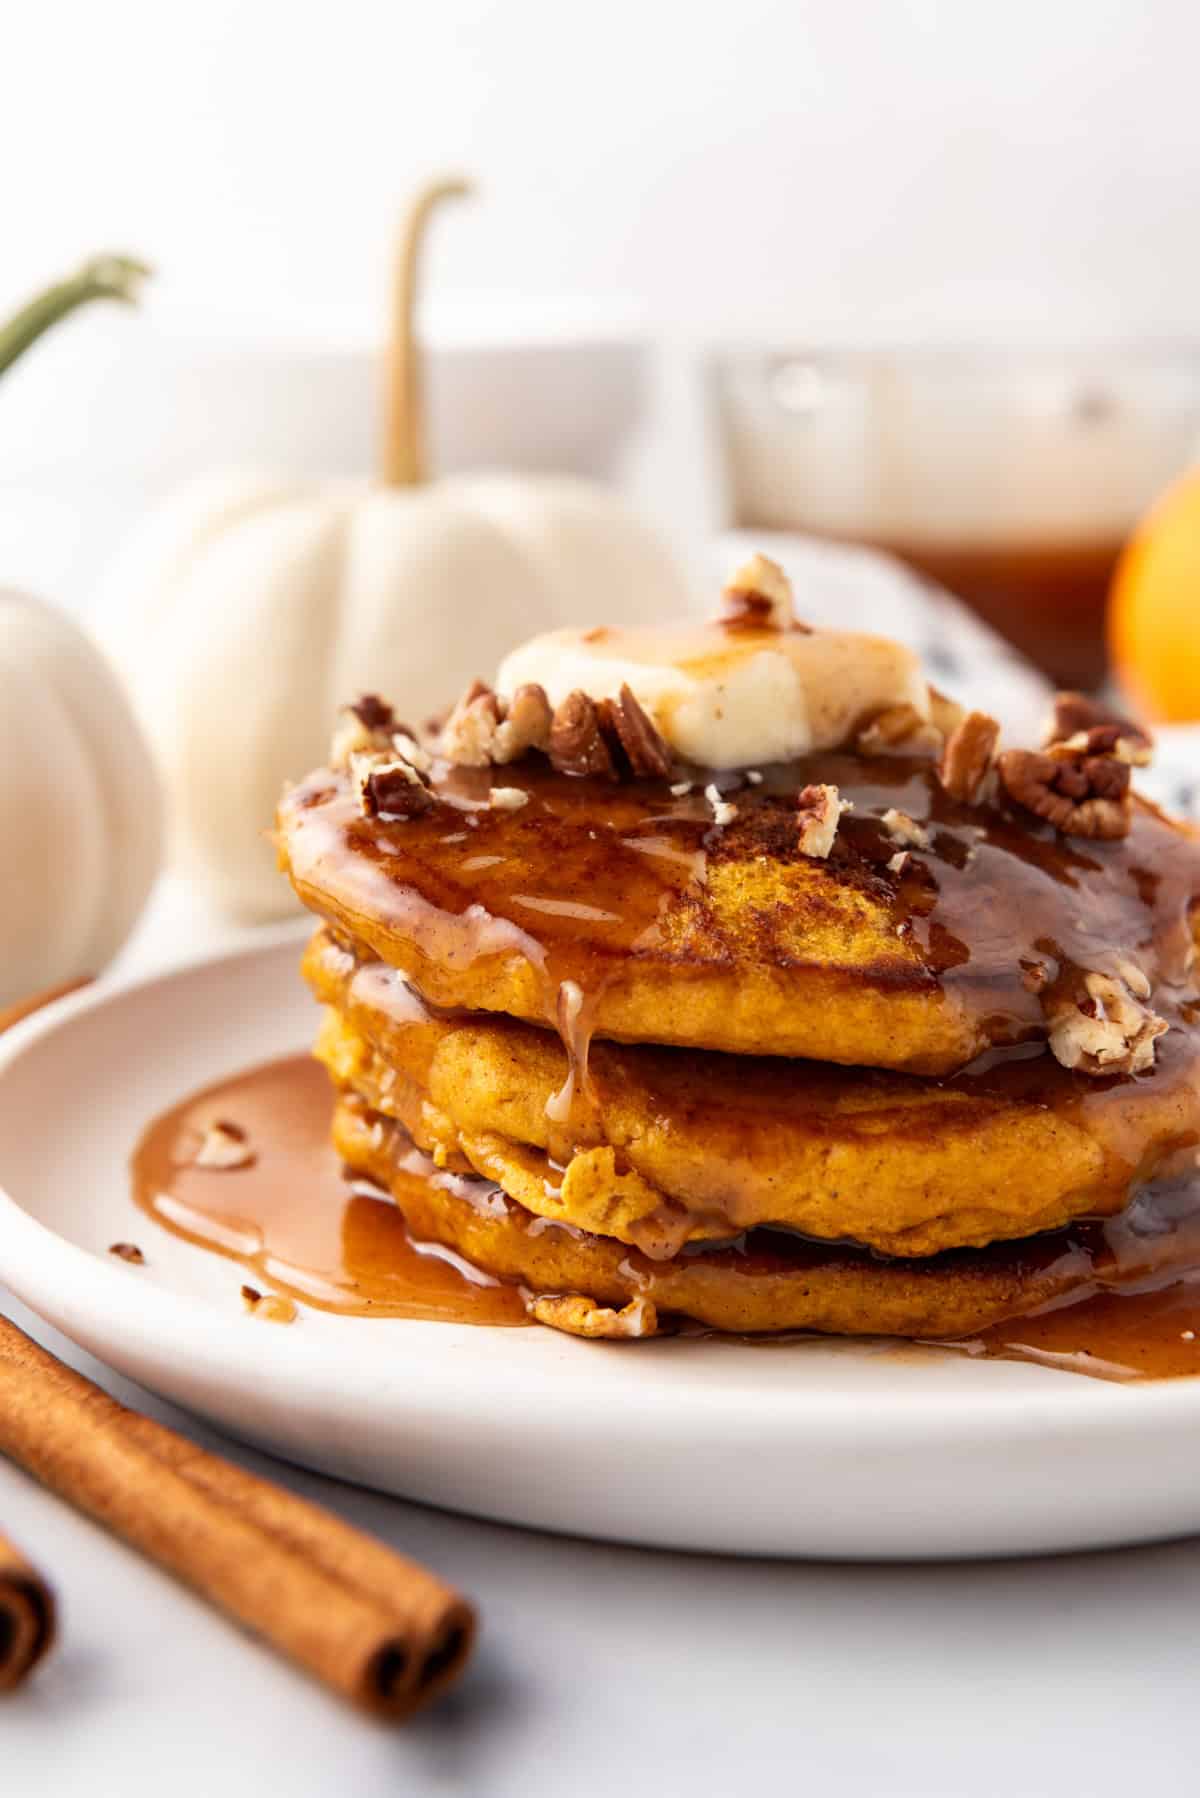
left=381, top=176, right=470, bottom=487
left=0, top=254, right=151, bottom=382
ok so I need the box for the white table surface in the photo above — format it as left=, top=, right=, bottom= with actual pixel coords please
left=4, top=879, right=1200, bottom=1797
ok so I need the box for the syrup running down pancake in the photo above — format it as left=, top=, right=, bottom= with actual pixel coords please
left=305, top=928, right=1200, bottom=1260
left=330, top=1095, right=1200, bottom=1343
left=277, top=748, right=1200, bottom=1077
left=245, top=554, right=1200, bottom=1347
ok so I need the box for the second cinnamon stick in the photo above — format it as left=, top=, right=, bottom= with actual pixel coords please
left=0, top=1529, right=55, bottom=1692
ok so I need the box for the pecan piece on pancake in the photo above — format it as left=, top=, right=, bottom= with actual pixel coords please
left=880, top=807, right=930, bottom=849
left=719, top=552, right=806, bottom=632
left=1047, top=970, right=1167, bottom=1076
left=356, top=754, right=436, bottom=820
left=548, top=691, right=618, bottom=779
left=440, top=680, right=502, bottom=767
left=329, top=693, right=416, bottom=769
left=856, top=702, right=942, bottom=757
left=997, top=746, right=1132, bottom=840
left=796, top=783, right=850, bottom=857
left=492, top=682, right=553, bottom=762
left=526, top=1292, right=659, bottom=1340
left=938, top=709, right=1000, bottom=803
left=604, top=684, right=672, bottom=777
left=1046, top=691, right=1153, bottom=766
left=704, top=783, right=738, bottom=827
left=928, top=685, right=967, bottom=739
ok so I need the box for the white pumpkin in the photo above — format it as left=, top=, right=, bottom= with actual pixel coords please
left=0, top=590, right=161, bottom=1005
left=99, top=180, right=688, bottom=920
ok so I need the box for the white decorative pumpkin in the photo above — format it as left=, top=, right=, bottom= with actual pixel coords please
left=0, top=590, right=162, bottom=1005
left=99, top=180, right=689, bottom=920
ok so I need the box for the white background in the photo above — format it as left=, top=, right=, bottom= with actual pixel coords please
left=6, top=0, right=1200, bottom=343
left=6, top=10, right=1200, bottom=1791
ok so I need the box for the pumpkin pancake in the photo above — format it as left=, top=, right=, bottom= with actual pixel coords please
left=332, top=1097, right=1200, bottom=1340
left=278, top=748, right=1200, bottom=1076
left=305, top=929, right=1200, bottom=1258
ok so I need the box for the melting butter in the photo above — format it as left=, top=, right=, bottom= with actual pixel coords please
left=496, top=621, right=929, bottom=770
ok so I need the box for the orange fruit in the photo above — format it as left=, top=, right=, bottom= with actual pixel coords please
left=1109, top=466, right=1200, bottom=721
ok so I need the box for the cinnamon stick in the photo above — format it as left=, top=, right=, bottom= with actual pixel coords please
left=0, top=1530, right=55, bottom=1692
left=0, top=1318, right=474, bottom=1718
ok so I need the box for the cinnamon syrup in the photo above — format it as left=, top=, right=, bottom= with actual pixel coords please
left=131, top=1053, right=1200, bottom=1380
left=282, top=750, right=1200, bottom=1063
left=280, top=746, right=1200, bottom=1163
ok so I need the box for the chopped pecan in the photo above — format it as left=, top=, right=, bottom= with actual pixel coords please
left=1114, top=957, right=1151, bottom=1000
left=1020, top=958, right=1050, bottom=993
left=359, top=757, right=436, bottom=820
left=880, top=807, right=930, bottom=849
left=704, top=783, right=738, bottom=827
left=549, top=691, right=618, bottom=778
left=997, top=746, right=1131, bottom=840
left=719, top=552, right=805, bottom=632
left=1047, top=691, right=1153, bottom=766
left=390, top=729, right=432, bottom=774
left=195, top=1120, right=255, bottom=1171
left=796, top=783, right=850, bottom=857
left=241, top=1285, right=297, bottom=1324
left=493, top=683, right=553, bottom=762
left=526, top=1292, right=659, bottom=1339
left=108, top=1241, right=145, bottom=1264
left=440, top=682, right=502, bottom=767
left=856, top=703, right=942, bottom=757
left=489, top=786, right=529, bottom=811
left=351, top=694, right=395, bottom=734
left=330, top=694, right=404, bottom=768
left=938, top=709, right=1000, bottom=803
left=1048, top=970, right=1167, bottom=1076
left=605, top=683, right=671, bottom=777
left=927, top=686, right=966, bottom=738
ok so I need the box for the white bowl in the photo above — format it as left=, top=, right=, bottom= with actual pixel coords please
left=0, top=299, right=651, bottom=609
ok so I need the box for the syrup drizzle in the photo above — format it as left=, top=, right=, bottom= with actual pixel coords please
left=131, top=1055, right=527, bottom=1326
left=130, top=1054, right=1200, bottom=1380
left=280, top=750, right=1200, bottom=1120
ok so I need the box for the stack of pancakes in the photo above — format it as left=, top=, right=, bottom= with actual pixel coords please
left=277, top=594, right=1200, bottom=1342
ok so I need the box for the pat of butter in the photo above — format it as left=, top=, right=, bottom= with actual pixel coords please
left=497, top=622, right=930, bottom=770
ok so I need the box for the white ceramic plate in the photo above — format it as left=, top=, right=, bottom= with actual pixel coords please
left=2, top=933, right=1200, bottom=1561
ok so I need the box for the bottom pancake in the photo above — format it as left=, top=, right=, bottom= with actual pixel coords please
left=332, top=1095, right=1200, bottom=1341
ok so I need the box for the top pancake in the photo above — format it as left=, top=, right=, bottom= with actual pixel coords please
left=278, top=748, right=1200, bottom=1075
